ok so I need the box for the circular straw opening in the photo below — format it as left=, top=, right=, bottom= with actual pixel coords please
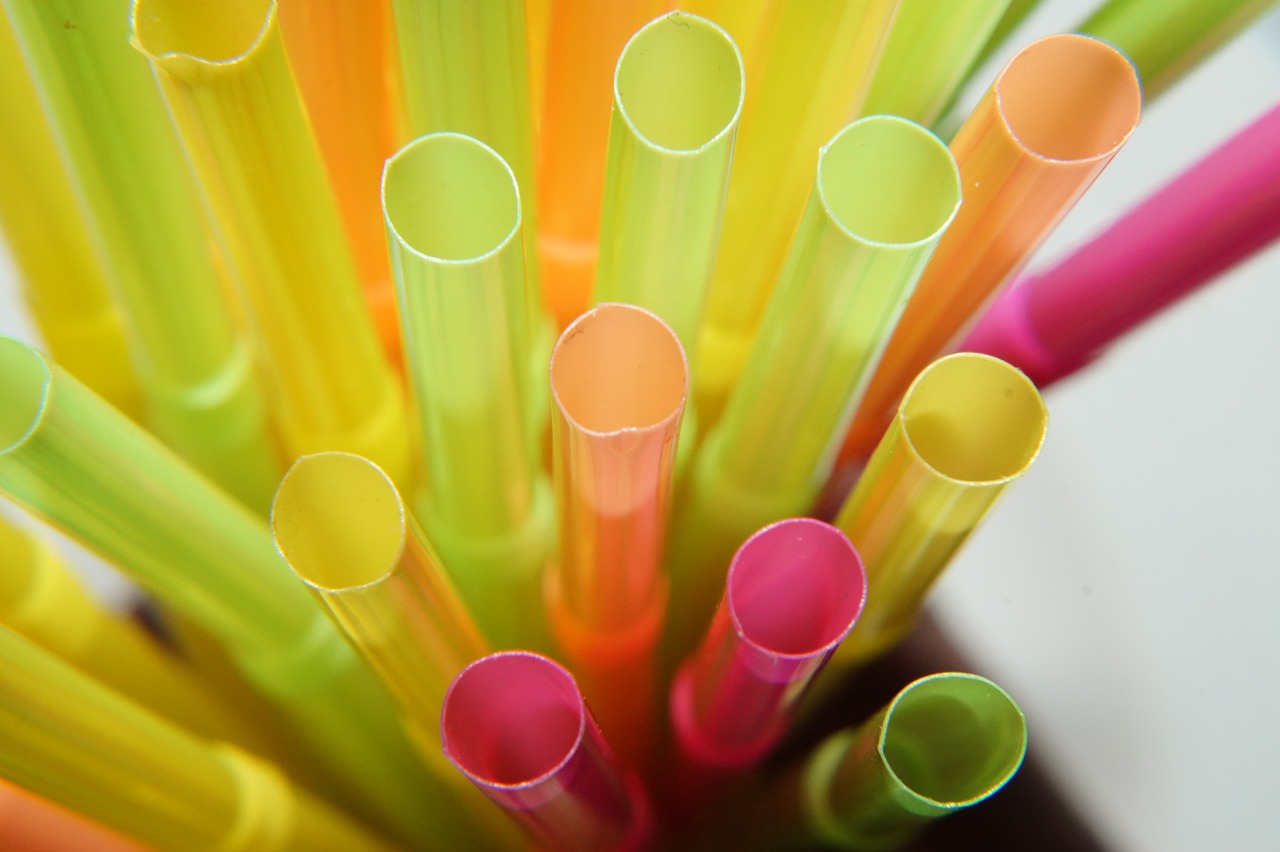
left=615, top=12, right=744, bottom=152
left=442, top=652, right=585, bottom=787
left=880, top=673, right=1027, bottom=807
left=996, top=34, right=1141, bottom=162
left=0, top=339, right=51, bottom=454
left=383, top=133, right=520, bottom=262
left=818, top=116, right=961, bottom=247
left=272, top=452, right=404, bottom=591
left=901, top=353, right=1046, bottom=484
left=550, top=304, right=688, bottom=434
left=728, top=518, right=865, bottom=657
left=132, top=0, right=273, bottom=64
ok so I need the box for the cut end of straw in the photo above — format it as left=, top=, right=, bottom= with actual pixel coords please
left=132, top=0, right=274, bottom=65
left=0, top=338, right=51, bottom=455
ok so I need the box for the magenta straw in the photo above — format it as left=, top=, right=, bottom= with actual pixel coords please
left=963, top=100, right=1280, bottom=387
left=441, top=651, right=650, bottom=851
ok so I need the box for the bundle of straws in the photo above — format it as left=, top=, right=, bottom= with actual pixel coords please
left=2, top=0, right=1278, bottom=849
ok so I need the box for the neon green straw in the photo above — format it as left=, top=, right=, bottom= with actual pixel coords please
left=382, top=133, right=555, bottom=651
left=665, top=116, right=960, bottom=660
left=2, top=0, right=278, bottom=511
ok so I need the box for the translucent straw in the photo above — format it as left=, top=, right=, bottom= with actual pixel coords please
left=0, top=625, right=397, bottom=852
left=547, top=303, right=688, bottom=772
left=442, top=651, right=652, bottom=851
left=5, top=0, right=278, bottom=510
left=833, top=353, right=1047, bottom=668
left=382, top=132, right=554, bottom=650
left=840, top=34, right=1140, bottom=466
left=131, top=0, right=410, bottom=485
left=678, top=0, right=769, bottom=65
left=0, top=777, right=143, bottom=852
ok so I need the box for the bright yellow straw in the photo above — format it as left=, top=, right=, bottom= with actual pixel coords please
left=131, top=0, right=410, bottom=485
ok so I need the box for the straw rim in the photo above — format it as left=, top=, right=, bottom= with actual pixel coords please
left=0, top=337, right=52, bottom=456
left=131, top=0, right=276, bottom=69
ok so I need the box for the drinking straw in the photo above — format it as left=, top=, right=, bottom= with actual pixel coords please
left=668, top=519, right=865, bottom=813
left=665, top=116, right=960, bottom=657
left=760, top=673, right=1027, bottom=850
left=546, top=303, right=688, bottom=771
left=131, top=0, right=410, bottom=486
left=678, top=0, right=769, bottom=66
left=277, top=0, right=402, bottom=363
left=441, top=651, right=652, bottom=851
left=859, top=0, right=1012, bottom=127
left=3, top=0, right=279, bottom=511
left=693, top=0, right=900, bottom=428
left=839, top=34, right=1140, bottom=466
left=0, top=778, right=143, bottom=852
left=0, top=337, right=453, bottom=845
left=963, top=101, right=1280, bottom=388
left=0, top=20, right=138, bottom=419
left=0, top=625, right=398, bottom=852
left=382, top=133, right=554, bottom=650
left=1079, top=0, right=1280, bottom=101
left=960, top=0, right=1045, bottom=89
left=536, top=0, right=669, bottom=330
left=832, top=353, right=1046, bottom=668
left=525, top=0, right=551, bottom=134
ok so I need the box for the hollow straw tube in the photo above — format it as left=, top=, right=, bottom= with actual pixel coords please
left=1079, top=0, right=1280, bottom=101
left=277, top=0, right=401, bottom=363
left=382, top=133, right=554, bottom=650
left=526, top=0, right=550, bottom=134
left=833, top=354, right=1047, bottom=668
left=0, top=778, right=143, bottom=852
left=678, top=0, right=768, bottom=67
left=0, top=338, right=454, bottom=845
left=839, top=34, right=1140, bottom=466
left=131, top=0, right=409, bottom=485
left=963, top=101, right=1280, bottom=387
left=0, top=625, right=398, bottom=852
left=694, top=0, right=900, bottom=428
left=859, top=0, right=1012, bottom=127
left=536, top=0, right=669, bottom=330
left=665, top=116, right=959, bottom=658
left=441, top=651, right=652, bottom=851
left=3, top=0, right=278, bottom=510
left=547, top=303, right=688, bottom=771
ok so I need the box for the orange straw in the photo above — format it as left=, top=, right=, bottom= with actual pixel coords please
left=0, top=779, right=142, bottom=852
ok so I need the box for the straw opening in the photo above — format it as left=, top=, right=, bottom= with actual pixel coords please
left=0, top=339, right=51, bottom=454
left=132, top=0, right=273, bottom=64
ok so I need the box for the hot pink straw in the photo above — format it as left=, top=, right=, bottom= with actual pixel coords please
left=963, top=101, right=1280, bottom=386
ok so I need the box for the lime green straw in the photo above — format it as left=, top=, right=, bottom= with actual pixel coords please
left=0, top=337, right=459, bottom=846
left=2, top=0, right=278, bottom=511
left=382, top=133, right=555, bottom=651
left=665, top=116, right=960, bottom=660
left=0, top=625, right=397, bottom=852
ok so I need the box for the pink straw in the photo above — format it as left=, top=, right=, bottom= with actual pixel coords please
left=963, top=101, right=1280, bottom=386
left=441, top=651, right=650, bottom=850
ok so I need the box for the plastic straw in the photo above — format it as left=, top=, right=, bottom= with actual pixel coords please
left=547, top=303, right=688, bottom=770
left=833, top=353, right=1047, bottom=667
left=860, top=0, right=1012, bottom=127
left=0, top=625, right=397, bottom=852
left=840, top=34, right=1140, bottom=465
left=4, top=0, right=279, bottom=510
left=277, top=0, right=401, bottom=363
left=0, top=778, right=143, bottom=852
left=964, top=100, right=1280, bottom=387
left=441, top=651, right=652, bottom=851
left=678, top=0, right=769, bottom=66
left=666, top=116, right=959, bottom=657
left=382, top=132, right=554, bottom=650
left=131, top=0, right=410, bottom=485
left=694, top=0, right=899, bottom=427
left=536, top=0, right=669, bottom=330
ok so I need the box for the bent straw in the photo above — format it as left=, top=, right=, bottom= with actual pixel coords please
left=0, top=19, right=138, bottom=418
left=131, top=0, right=410, bottom=486
left=665, top=116, right=959, bottom=657
left=442, top=651, right=652, bottom=851
left=963, top=101, right=1280, bottom=387
left=383, top=132, right=554, bottom=651
left=840, top=34, right=1140, bottom=466
left=0, top=338, right=453, bottom=845
left=0, top=626, right=396, bottom=852
left=694, top=0, right=899, bottom=428
left=833, top=354, right=1046, bottom=668
left=277, top=0, right=401, bottom=363
left=547, top=303, right=688, bottom=771
left=860, top=0, right=1012, bottom=127
left=0, top=778, right=143, bottom=852
left=536, top=0, right=669, bottom=330
left=3, top=0, right=278, bottom=510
